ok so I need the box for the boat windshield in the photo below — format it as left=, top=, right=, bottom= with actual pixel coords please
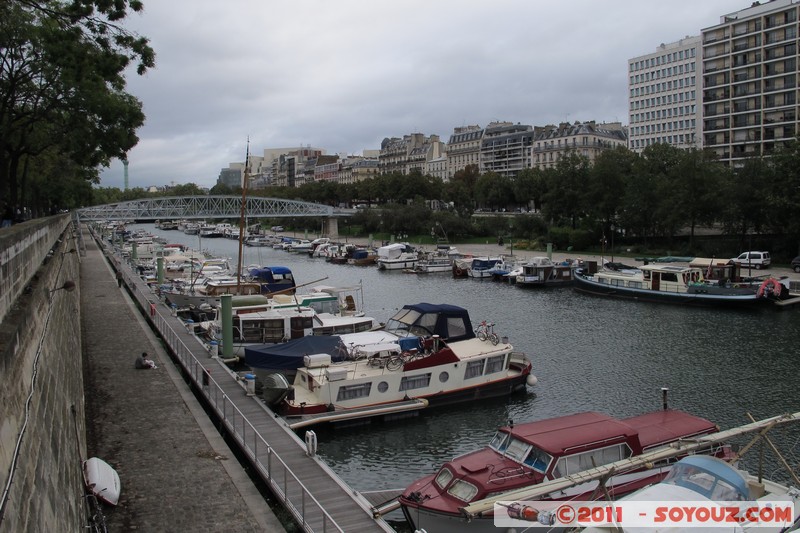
left=385, top=309, right=428, bottom=337
left=434, top=467, right=454, bottom=489
left=447, top=479, right=479, bottom=502
left=489, top=431, right=551, bottom=473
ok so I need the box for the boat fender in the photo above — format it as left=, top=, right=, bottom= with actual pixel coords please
left=526, top=374, right=538, bottom=386
left=304, top=430, right=317, bottom=456
left=454, top=267, right=463, bottom=276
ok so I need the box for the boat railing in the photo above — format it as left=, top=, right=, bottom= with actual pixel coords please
left=509, top=351, right=529, bottom=367
left=124, top=263, right=345, bottom=533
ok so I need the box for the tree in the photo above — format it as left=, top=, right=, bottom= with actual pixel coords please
left=541, top=151, right=589, bottom=229
left=770, top=137, right=800, bottom=254
left=0, top=0, right=154, bottom=209
left=585, top=146, right=637, bottom=232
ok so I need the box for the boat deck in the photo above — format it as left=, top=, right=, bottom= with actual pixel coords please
left=108, top=237, right=393, bottom=533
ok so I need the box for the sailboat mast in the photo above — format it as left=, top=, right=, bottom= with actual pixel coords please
left=236, top=139, right=250, bottom=292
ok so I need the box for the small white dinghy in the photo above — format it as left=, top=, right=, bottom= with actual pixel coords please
left=83, top=457, right=121, bottom=506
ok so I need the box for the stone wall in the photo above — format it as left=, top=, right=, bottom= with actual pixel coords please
left=0, top=218, right=85, bottom=532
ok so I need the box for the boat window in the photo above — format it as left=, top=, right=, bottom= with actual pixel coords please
left=484, top=355, right=506, bottom=375
left=377, top=381, right=388, bottom=393
left=447, top=479, right=479, bottom=502
left=399, top=373, right=431, bottom=391
left=551, top=444, right=628, bottom=477
left=661, top=272, right=678, bottom=282
left=489, top=431, right=510, bottom=452
left=663, top=463, right=747, bottom=501
left=439, top=371, right=449, bottom=383
left=503, top=438, right=532, bottom=463
left=464, top=360, right=484, bottom=379
left=336, top=382, right=372, bottom=402
left=445, top=317, right=467, bottom=338
left=522, top=446, right=552, bottom=473
left=598, top=278, right=608, bottom=284
left=435, top=467, right=454, bottom=489
left=628, top=281, right=642, bottom=289
left=610, top=279, right=624, bottom=287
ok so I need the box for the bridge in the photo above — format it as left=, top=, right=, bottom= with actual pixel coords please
left=75, top=195, right=353, bottom=236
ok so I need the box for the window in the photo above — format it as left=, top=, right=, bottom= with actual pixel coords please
left=552, top=444, right=629, bottom=477
left=434, top=467, right=453, bottom=489
left=399, top=373, right=431, bottom=391
left=485, top=355, right=506, bottom=375
left=447, top=480, right=478, bottom=502
left=438, top=371, right=449, bottom=383
left=336, top=382, right=372, bottom=402
left=377, top=381, right=389, bottom=393
left=465, top=360, right=484, bottom=379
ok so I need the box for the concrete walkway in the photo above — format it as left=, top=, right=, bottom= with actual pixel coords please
left=80, top=228, right=283, bottom=531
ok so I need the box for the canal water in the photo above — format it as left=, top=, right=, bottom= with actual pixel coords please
left=132, top=225, right=800, bottom=517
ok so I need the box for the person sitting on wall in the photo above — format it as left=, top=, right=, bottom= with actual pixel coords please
left=135, top=352, right=157, bottom=369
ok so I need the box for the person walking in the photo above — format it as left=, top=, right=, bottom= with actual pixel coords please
left=1, top=203, right=12, bottom=228
left=116, top=270, right=124, bottom=288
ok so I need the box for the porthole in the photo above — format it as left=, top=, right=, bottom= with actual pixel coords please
left=439, top=372, right=449, bottom=383
left=378, top=381, right=389, bottom=393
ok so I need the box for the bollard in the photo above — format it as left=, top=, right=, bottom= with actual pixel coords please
left=245, top=373, right=256, bottom=396
left=208, top=341, right=218, bottom=358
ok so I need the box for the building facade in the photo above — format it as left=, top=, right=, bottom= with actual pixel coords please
left=532, top=121, right=629, bottom=170
left=479, top=122, right=533, bottom=177
left=628, top=35, right=702, bottom=152
left=378, top=133, right=443, bottom=175
left=445, top=125, right=484, bottom=180
left=701, top=0, right=799, bottom=167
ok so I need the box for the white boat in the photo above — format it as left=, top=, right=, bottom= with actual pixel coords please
left=196, top=285, right=376, bottom=356
left=275, top=334, right=533, bottom=425
left=83, top=457, right=121, bottom=506
left=580, top=455, right=800, bottom=533
left=468, top=256, right=503, bottom=279
left=249, top=303, right=535, bottom=425
left=376, top=242, right=419, bottom=270
left=413, top=245, right=460, bottom=274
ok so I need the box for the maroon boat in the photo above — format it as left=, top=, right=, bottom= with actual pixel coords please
left=399, top=408, right=731, bottom=532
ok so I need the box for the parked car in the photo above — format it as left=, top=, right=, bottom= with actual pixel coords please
left=792, top=256, right=800, bottom=273
left=270, top=225, right=284, bottom=232
left=731, top=251, right=771, bottom=270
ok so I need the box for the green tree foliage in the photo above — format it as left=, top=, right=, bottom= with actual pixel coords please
left=0, top=0, right=154, bottom=210
left=541, top=151, right=589, bottom=229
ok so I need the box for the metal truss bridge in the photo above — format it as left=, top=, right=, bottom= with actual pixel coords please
left=75, top=196, right=349, bottom=222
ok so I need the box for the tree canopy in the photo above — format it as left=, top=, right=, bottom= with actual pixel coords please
left=1, top=0, right=154, bottom=213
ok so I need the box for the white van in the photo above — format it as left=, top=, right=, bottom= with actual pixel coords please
left=732, top=251, right=771, bottom=269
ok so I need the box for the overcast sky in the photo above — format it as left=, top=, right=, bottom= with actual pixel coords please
left=98, top=0, right=744, bottom=190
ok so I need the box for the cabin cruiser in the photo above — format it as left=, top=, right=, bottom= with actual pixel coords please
left=399, top=408, right=730, bottom=533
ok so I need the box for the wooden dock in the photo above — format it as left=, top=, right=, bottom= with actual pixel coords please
left=108, top=244, right=394, bottom=533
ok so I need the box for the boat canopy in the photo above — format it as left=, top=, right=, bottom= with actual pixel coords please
left=384, top=303, right=475, bottom=342
left=244, top=336, right=345, bottom=370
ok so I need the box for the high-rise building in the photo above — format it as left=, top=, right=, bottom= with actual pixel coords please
left=628, top=35, right=702, bottom=152
left=701, top=0, right=799, bottom=167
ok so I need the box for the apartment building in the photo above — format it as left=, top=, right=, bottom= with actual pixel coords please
left=701, top=0, right=799, bottom=167
left=446, top=125, right=483, bottom=180
left=377, top=133, right=445, bottom=175
left=532, top=121, right=628, bottom=169
left=479, top=122, right=534, bottom=177
left=337, top=156, right=379, bottom=185
left=628, top=35, right=702, bottom=152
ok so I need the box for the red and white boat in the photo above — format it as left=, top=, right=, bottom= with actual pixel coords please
left=399, top=407, right=732, bottom=532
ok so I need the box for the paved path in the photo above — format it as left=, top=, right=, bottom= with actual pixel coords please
left=80, top=228, right=283, bottom=531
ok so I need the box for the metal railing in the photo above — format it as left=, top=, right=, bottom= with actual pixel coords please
left=107, top=243, right=344, bottom=532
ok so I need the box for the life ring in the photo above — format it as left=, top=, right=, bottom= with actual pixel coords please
left=757, top=278, right=782, bottom=298
left=454, top=267, right=464, bottom=276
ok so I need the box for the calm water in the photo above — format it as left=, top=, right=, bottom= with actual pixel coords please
left=133, top=226, right=800, bottom=495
